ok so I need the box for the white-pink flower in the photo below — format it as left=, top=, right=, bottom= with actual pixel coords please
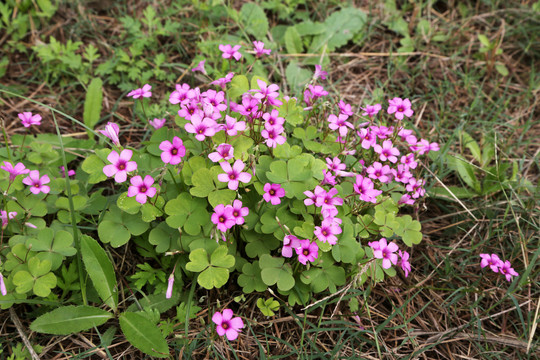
left=217, top=160, right=251, bottom=190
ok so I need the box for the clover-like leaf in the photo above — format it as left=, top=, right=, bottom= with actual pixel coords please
left=259, top=254, right=295, bottom=291
left=186, top=248, right=210, bottom=273
left=27, top=228, right=76, bottom=271
left=165, top=193, right=209, bottom=235
left=210, top=246, right=235, bottom=269
left=198, top=267, right=230, bottom=290
left=238, top=261, right=267, bottom=293
left=394, top=215, right=422, bottom=246
left=332, top=224, right=363, bottom=264
left=13, top=257, right=57, bottom=297
left=302, top=265, right=346, bottom=293
left=190, top=168, right=215, bottom=197
left=374, top=211, right=399, bottom=238
left=148, top=223, right=179, bottom=253
left=257, top=298, right=280, bottom=317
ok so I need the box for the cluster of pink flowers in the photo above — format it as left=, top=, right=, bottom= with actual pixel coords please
left=369, top=238, right=411, bottom=276
left=211, top=200, right=249, bottom=235
left=479, top=254, right=519, bottom=282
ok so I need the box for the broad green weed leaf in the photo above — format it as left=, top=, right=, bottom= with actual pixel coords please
left=309, top=7, right=367, bottom=52
left=286, top=62, right=312, bottom=91
left=240, top=3, right=268, bottom=39
left=284, top=26, right=303, bottom=54
left=83, top=77, right=103, bottom=139
left=460, top=131, right=482, bottom=163
left=119, top=312, right=168, bottom=358
left=81, top=235, right=118, bottom=311
left=31, top=306, right=112, bottom=335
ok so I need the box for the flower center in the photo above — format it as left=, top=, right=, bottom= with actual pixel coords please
left=34, top=184, right=40, bottom=188
left=171, top=148, right=178, bottom=155
left=269, top=190, right=275, bottom=196
left=303, top=249, right=309, bottom=256
left=233, top=211, right=238, bottom=217
left=398, top=107, right=404, bottom=112
left=229, top=174, right=236, bottom=180
left=118, top=163, right=126, bottom=170
left=219, top=216, right=225, bottom=223
left=322, top=230, right=328, bottom=236
left=222, top=322, right=230, bottom=330
left=140, top=186, right=147, bottom=193
left=198, top=129, right=204, bottom=134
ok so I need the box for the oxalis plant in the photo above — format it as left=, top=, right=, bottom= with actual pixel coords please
left=2, top=40, right=506, bottom=357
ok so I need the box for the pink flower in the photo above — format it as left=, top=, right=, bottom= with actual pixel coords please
left=370, top=125, right=393, bottom=139
left=357, top=128, right=376, bottom=150
left=253, top=41, right=271, bottom=57
left=103, top=149, right=137, bottom=183
left=392, top=164, right=412, bottom=184
left=387, top=97, right=413, bottom=120
left=353, top=175, right=382, bottom=203
left=328, top=114, right=354, bottom=137
left=314, top=65, right=327, bottom=80
left=398, top=194, right=415, bottom=205
left=99, top=122, right=120, bottom=147
left=314, top=218, right=342, bottom=245
left=263, top=109, right=285, bottom=130
left=321, top=169, right=336, bottom=186
left=370, top=238, right=399, bottom=269
left=209, top=143, right=234, bottom=163
left=169, top=84, right=191, bottom=105
left=159, top=137, right=186, bottom=165
left=127, top=175, right=157, bottom=204
left=499, top=260, right=519, bottom=282
left=398, top=250, right=411, bottom=277
left=338, top=100, right=353, bottom=116
left=479, top=254, right=504, bottom=273
left=184, top=113, right=217, bottom=141
left=361, top=104, right=382, bottom=117
left=282, top=235, right=301, bottom=258
left=314, top=186, right=343, bottom=210
left=366, top=162, right=392, bottom=183
left=149, top=118, right=166, bottom=129
left=222, top=115, right=246, bottom=136
left=211, top=204, right=235, bottom=232
left=192, top=60, right=207, bottom=75
left=373, top=140, right=400, bottom=163
left=229, top=200, right=249, bottom=225
left=60, top=166, right=76, bottom=178
left=0, top=272, right=6, bottom=296
left=212, top=309, right=244, bottom=341
left=1, top=210, right=17, bottom=228
left=296, top=239, right=319, bottom=265
left=166, top=273, right=174, bottom=299
left=308, top=84, right=328, bottom=98
left=22, top=170, right=50, bottom=194
left=127, top=84, right=152, bottom=99
left=261, top=126, right=286, bottom=148
left=211, top=72, right=234, bottom=89
left=19, top=112, right=42, bottom=127
left=303, top=190, right=317, bottom=206
left=219, top=44, right=242, bottom=61
left=1, top=161, right=30, bottom=182
left=217, top=160, right=251, bottom=190
left=263, top=183, right=285, bottom=205
left=400, top=153, right=418, bottom=169
left=326, top=157, right=346, bottom=173
left=252, top=79, right=282, bottom=106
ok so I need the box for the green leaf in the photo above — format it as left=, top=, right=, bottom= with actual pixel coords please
left=13, top=257, right=57, bottom=297
left=284, top=26, right=303, bottom=54
left=119, top=312, right=169, bottom=358
left=198, top=266, right=230, bottom=289
left=229, top=75, right=249, bottom=100
left=309, top=7, right=367, bottom=52
left=238, top=261, right=267, bottom=293
left=257, top=298, right=280, bottom=316
left=98, top=220, right=131, bottom=248
left=394, top=215, right=422, bottom=246
left=450, top=156, right=481, bottom=193
left=207, top=189, right=236, bottom=208
left=279, top=98, right=304, bottom=126
left=190, top=168, right=215, bottom=197
left=373, top=211, right=399, bottom=238
left=460, top=131, right=482, bottom=164
left=81, top=235, right=118, bottom=311
left=478, top=34, right=491, bottom=47
left=429, top=185, right=478, bottom=200
left=259, top=254, right=295, bottom=291
left=30, top=306, right=112, bottom=335
left=302, top=266, right=346, bottom=293
left=495, top=63, right=509, bottom=76
left=185, top=248, right=210, bottom=273
left=240, top=3, right=268, bottom=39
left=285, top=62, right=312, bottom=91
left=83, top=77, right=103, bottom=139
left=210, top=246, right=235, bottom=268
left=81, top=154, right=107, bottom=184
